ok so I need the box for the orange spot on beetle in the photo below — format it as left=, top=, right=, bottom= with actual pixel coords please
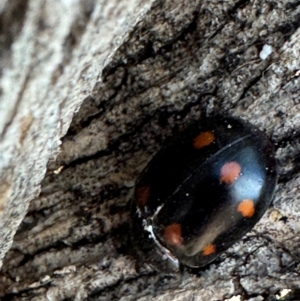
left=237, top=199, right=255, bottom=218
left=164, top=223, right=183, bottom=246
left=220, top=161, right=241, bottom=184
left=135, top=185, right=150, bottom=208
left=202, top=243, right=216, bottom=256
left=193, top=131, right=215, bottom=149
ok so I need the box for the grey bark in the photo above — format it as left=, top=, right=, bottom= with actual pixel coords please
left=1, top=0, right=300, bottom=300
left=0, top=0, right=152, bottom=267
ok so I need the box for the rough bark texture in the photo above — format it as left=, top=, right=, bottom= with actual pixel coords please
left=1, top=0, right=300, bottom=300
left=0, top=0, right=152, bottom=267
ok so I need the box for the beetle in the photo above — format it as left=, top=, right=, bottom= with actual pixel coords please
left=132, top=116, right=277, bottom=269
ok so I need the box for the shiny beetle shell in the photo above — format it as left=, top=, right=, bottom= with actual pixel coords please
left=133, top=116, right=277, bottom=268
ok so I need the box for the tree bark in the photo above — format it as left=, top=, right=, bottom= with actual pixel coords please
left=1, top=0, right=300, bottom=300
left=0, top=0, right=152, bottom=267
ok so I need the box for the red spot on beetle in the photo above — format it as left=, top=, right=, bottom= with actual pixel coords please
left=237, top=199, right=255, bottom=218
left=220, top=161, right=241, bottom=184
left=202, top=243, right=216, bottom=256
left=136, top=185, right=150, bottom=208
left=164, top=223, right=183, bottom=246
left=193, top=131, right=215, bottom=149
